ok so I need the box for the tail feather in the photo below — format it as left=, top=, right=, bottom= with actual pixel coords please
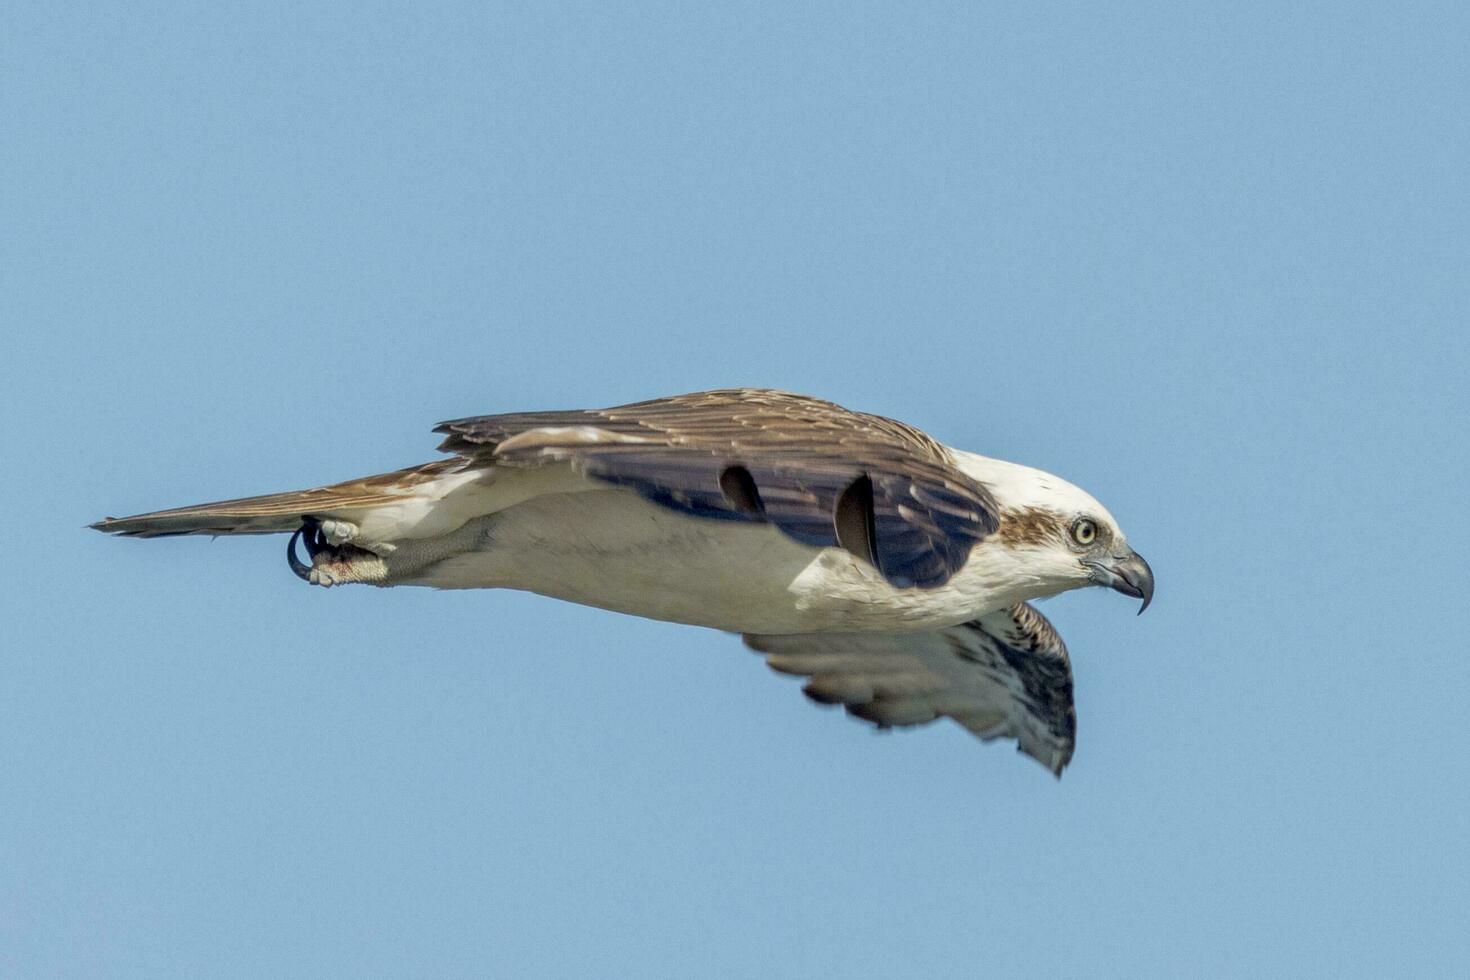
left=90, top=460, right=465, bottom=538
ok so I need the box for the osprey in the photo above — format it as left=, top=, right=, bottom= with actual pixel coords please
left=93, top=389, right=1153, bottom=775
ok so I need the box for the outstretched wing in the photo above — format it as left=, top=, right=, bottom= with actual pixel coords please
left=744, top=602, right=1076, bottom=775
left=435, top=388, right=997, bottom=588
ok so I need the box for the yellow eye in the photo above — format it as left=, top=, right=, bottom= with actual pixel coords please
left=1071, top=519, right=1098, bottom=546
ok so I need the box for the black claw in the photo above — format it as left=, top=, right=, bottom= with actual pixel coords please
left=302, top=520, right=326, bottom=558
left=287, top=523, right=315, bottom=581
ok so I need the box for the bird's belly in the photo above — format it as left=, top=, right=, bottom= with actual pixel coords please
left=404, top=490, right=987, bottom=633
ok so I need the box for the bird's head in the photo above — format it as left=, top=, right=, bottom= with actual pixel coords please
left=953, top=452, right=1154, bottom=612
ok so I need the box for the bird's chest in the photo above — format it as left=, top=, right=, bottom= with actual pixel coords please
left=413, top=490, right=985, bottom=633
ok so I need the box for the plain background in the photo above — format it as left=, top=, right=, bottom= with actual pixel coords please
left=3, top=2, right=1468, bottom=977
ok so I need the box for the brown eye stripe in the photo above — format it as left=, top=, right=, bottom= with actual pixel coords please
left=997, top=508, right=1066, bottom=546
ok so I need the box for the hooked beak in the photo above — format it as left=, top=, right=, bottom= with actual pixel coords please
left=1083, top=548, right=1155, bottom=614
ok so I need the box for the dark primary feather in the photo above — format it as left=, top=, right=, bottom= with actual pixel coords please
left=435, top=388, right=998, bottom=588
left=745, top=602, right=1077, bottom=775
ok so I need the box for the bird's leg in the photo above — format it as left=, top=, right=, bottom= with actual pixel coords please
left=287, top=518, right=388, bottom=587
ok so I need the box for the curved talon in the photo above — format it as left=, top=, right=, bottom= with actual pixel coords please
left=287, top=525, right=314, bottom=581
left=301, top=519, right=327, bottom=559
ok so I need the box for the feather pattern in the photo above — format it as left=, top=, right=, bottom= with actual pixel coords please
left=89, top=460, right=469, bottom=537
left=434, top=388, right=999, bottom=588
left=744, top=601, right=1076, bottom=775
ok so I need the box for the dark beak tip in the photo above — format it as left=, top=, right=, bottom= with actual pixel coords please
left=1122, top=550, right=1154, bottom=616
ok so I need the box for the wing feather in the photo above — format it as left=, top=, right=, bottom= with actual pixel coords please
left=90, top=460, right=467, bottom=537
left=744, top=602, right=1077, bottom=775
left=434, top=388, right=997, bottom=588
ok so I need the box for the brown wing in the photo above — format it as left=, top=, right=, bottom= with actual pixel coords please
left=90, top=460, right=466, bottom=537
left=745, top=602, right=1077, bottom=776
left=434, top=389, right=999, bottom=589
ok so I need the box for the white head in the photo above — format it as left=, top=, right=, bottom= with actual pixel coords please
left=951, top=451, right=1154, bottom=612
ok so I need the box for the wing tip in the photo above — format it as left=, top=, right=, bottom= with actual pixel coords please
left=90, top=516, right=136, bottom=536
left=1022, top=743, right=1071, bottom=779
left=1014, top=733, right=1074, bottom=778
left=88, top=515, right=188, bottom=538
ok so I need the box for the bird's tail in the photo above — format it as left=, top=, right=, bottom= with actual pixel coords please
left=90, top=459, right=466, bottom=538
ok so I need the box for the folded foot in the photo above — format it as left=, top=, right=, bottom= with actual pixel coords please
left=287, top=520, right=388, bottom=587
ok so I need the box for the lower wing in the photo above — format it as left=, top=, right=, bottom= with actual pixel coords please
left=744, top=602, right=1076, bottom=775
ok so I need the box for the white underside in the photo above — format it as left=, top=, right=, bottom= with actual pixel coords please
left=372, top=470, right=1070, bottom=634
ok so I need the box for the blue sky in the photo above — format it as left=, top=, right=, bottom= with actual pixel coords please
left=3, top=2, right=1467, bottom=976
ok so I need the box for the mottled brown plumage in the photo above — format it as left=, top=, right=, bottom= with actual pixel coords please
left=435, top=388, right=954, bottom=461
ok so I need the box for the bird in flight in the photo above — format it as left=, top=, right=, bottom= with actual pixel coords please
left=94, top=388, right=1152, bottom=775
